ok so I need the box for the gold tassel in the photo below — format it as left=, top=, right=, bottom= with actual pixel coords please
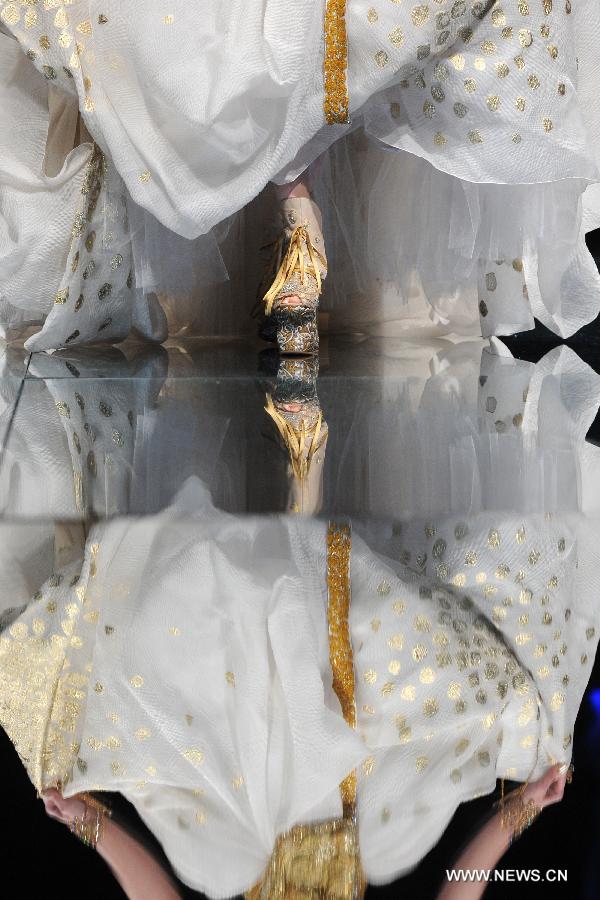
left=264, top=394, right=323, bottom=481
left=263, top=226, right=325, bottom=316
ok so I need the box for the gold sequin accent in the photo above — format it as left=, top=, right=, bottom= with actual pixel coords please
left=0, top=573, right=93, bottom=791
left=412, top=4, right=430, bottom=26
left=324, top=0, right=350, bottom=125
left=389, top=27, right=404, bottom=48
left=327, top=522, right=356, bottom=812
left=183, top=748, right=205, bottom=766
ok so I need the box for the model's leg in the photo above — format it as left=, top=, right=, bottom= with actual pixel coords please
left=260, top=161, right=327, bottom=355
left=273, top=174, right=312, bottom=307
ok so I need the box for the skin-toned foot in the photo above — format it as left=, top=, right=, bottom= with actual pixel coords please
left=280, top=295, right=302, bottom=306
left=279, top=402, right=304, bottom=413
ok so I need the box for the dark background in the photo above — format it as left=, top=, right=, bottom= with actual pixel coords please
left=2, top=230, right=600, bottom=899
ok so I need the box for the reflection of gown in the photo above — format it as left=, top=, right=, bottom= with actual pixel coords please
left=2, top=340, right=599, bottom=520
left=0, top=484, right=598, bottom=896
left=1, top=2, right=599, bottom=349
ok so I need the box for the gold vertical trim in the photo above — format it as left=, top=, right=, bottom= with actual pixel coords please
left=245, top=522, right=365, bottom=900
left=324, top=1, right=350, bottom=125
left=326, top=521, right=356, bottom=813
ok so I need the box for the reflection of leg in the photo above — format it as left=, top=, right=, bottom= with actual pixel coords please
left=286, top=429, right=328, bottom=515
left=263, top=357, right=328, bottom=515
left=260, top=166, right=327, bottom=355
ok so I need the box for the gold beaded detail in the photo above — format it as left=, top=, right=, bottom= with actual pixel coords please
left=324, top=1, right=350, bottom=125
left=245, top=818, right=366, bottom=900
left=327, top=521, right=356, bottom=813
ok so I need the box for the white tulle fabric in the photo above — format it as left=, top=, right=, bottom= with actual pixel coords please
left=1, top=1, right=599, bottom=346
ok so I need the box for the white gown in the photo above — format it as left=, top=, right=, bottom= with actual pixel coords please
left=0, top=483, right=598, bottom=896
left=1, top=2, right=599, bottom=349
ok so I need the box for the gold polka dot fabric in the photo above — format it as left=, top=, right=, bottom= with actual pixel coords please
left=24, top=145, right=142, bottom=352
left=0, top=547, right=99, bottom=793
left=345, top=0, right=596, bottom=185
left=349, top=508, right=595, bottom=878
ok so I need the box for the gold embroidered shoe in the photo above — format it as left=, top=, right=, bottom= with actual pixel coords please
left=260, top=197, right=327, bottom=356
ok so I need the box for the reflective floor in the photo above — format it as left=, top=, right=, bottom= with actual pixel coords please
left=1, top=334, right=599, bottom=899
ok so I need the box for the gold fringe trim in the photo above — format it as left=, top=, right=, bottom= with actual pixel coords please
left=264, top=394, right=324, bottom=481
left=263, top=226, right=325, bottom=316
left=324, top=1, right=350, bottom=125
left=245, top=818, right=366, bottom=900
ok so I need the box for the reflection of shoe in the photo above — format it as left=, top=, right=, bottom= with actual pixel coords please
left=264, top=357, right=328, bottom=510
left=267, top=354, right=320, bottom=401
left=259, top=197, right=327, bottom=356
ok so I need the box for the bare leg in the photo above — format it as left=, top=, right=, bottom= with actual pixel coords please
left=274, top=172, right=311, bottom=201
left=273, top=172, right=311, bottom=306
